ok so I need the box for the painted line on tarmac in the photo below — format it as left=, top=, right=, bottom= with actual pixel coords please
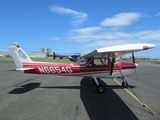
left=113, top=78, right=160, bottom=118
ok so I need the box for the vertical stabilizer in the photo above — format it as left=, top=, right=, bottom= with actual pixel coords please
left=8, top=42, right=32, bottom=68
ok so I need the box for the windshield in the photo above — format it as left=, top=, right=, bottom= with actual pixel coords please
left=76, top=58, right=87, bottom=65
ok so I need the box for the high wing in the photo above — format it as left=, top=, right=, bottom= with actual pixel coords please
left=81, top=43, right=155, bottom=58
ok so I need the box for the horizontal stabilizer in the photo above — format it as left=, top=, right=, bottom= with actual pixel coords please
left=16, top=68, right=35, bottom=71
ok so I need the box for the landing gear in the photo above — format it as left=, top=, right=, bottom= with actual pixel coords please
left=92, top=79, right=97, bottom=85
left=96, top=85, right=105, bottom=93
left=118, top=77, right=129, bottom=88
left=92, top=77, right=105, bottom=93
left=122, top=81, right=128, bottom=88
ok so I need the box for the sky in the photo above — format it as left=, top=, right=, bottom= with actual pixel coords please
left=0, top=0, right=160, bottom=58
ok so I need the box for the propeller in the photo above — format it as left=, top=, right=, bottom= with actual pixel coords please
left=132, top=51, right=138, bottom=81
left=53, top=52, right=56, bottom=59
left=132, top=51, right=139, bottom=66
left=132, top=51, right=135, bottom=63
left=110, top=57, right=115, bottom=75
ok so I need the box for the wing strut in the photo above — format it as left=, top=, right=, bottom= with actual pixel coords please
left=110, top=58, right=115, bottom=75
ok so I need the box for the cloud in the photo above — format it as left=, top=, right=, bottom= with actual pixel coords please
left=155, top=12, right=160, bottom=16
left=137, top=30, right=160, bottom=40
left=70, top=27, right=101, bottom=34
left=68, top=27, right=160, bottom=48
left=48, top=37, right=60, bottom=40
left=69, top=29, right=132, bottom=43
left=53, top=12, right=160, bottom=53
left=67, top=12, right=160, bottom=48
left=100, top=12, right=142, bottom=27
left=50, top=6, right=88, bottom=25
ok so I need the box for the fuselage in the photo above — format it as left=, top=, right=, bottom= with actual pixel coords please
left=23, top=58, right=136, bottom=78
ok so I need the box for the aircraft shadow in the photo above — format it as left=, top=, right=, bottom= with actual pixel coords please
left=8, top=83, right=41, bottom=94
left=8, top=78, right=138, bottom=119
left=8, top=83, right=82, bottom=94
left=8, top=82, right=134, bottom=94
left=80, top=77, right=138, bottom=120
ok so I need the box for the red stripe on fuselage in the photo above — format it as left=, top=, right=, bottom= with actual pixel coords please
left=22, top=62, right=135, bottom=76
left=120, top=62, right=136, bottom=69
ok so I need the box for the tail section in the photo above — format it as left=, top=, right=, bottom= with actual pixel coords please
left=8, top=42, right=32, bottom=69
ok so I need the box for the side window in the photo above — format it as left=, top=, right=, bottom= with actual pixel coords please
left=94, top=58, right=108, bottom=66
left=94, top=59, right=101, bottom=65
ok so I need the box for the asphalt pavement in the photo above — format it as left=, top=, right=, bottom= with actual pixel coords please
left=0, top=61, right=159, bottom=120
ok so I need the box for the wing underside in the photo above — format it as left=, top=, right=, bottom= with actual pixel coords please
left=81, top=43, right=155, bottom=59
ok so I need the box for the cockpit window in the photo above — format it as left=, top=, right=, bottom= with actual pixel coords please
left=76, top=58, right=87, bottom=65
left=94, top=58, right=108, bottom=65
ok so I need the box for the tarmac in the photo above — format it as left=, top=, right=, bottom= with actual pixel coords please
left=0, top=61, right=160, bottom=120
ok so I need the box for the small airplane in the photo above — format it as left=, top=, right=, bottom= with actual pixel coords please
left=47, top=52, right=81, bottom=62
left=8, top=42, right=155, bottom=93
left=68, top=54, right=81, bottom=62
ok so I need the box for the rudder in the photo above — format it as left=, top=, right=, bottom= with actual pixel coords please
left=8, top=42, right=32, bottom=69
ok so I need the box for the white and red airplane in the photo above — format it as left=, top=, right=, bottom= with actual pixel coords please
left=9, top=42, right=155, bottom=93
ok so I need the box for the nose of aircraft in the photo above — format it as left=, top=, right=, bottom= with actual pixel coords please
left=120, top=62, right=136, bottom=69
left=134, top=63, right=139, bottom=67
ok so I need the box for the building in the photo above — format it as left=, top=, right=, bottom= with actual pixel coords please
left=0, top=51, right=46, bottom=58
left=41, top=48, right=51, bottom=53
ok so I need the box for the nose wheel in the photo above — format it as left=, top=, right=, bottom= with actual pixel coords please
left=122, top=81, right=128, bottom=88
left=118, top=77, right=129, bottom=88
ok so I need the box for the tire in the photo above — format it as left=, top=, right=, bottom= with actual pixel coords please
left=96, top=85, right=105, bottom=93
left=122, top=81, right=128, bottom=88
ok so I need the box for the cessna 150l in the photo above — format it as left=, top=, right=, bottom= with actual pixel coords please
left=9, top=42, right=155, bottom=93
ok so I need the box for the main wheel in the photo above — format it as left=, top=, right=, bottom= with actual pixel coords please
left=96, top=85, right=105, bottom=93
left=122, top=81, right=128, bottom=88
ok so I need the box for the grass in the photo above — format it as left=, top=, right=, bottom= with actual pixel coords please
left=150, top=60, right=160, bottom=64
left=120, top=59, right=160, bottom=64
left=0, top=57, right=160, bottom=64
left=0, top=57, right=71, bottom=63
left=0, top=57, right=13, bottom=62
left=31, top=57, right=71, bottom=63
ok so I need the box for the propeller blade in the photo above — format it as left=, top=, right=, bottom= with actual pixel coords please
left=110, top=58, right=115, bottom=75
left=53, top=52, right=56, bottom=59
left=132, top=51, right=135, bottom=63
left=132, top=51, right=138, bottom=81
